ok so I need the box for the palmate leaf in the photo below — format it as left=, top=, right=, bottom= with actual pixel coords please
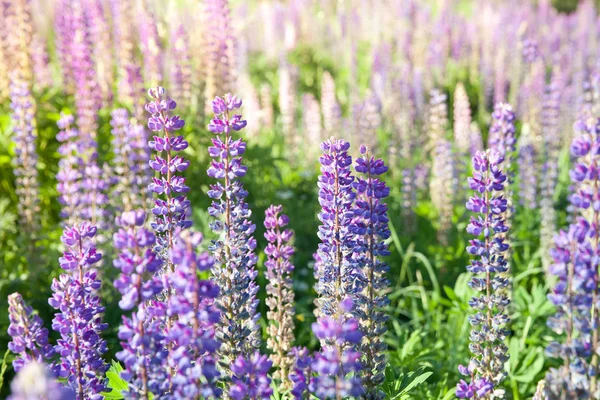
left=382, top=364, right=433, bottom=399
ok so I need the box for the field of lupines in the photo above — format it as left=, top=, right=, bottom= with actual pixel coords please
left=2, top=0, right=600, bottom=398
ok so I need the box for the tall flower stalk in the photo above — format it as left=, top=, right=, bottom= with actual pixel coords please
left=10, top=78, right=39, bottom=236
left=145, top=87, right=191, bottom=265
left=206, top=94, right=260, bottom=378
left=7, top=293, right=54, bottom=372
left=49, top=223, right=108, bottom=399
left=264, top=205, right=295, bottom=389
left=113, top=210, right=167, bottom=398
left=456, top=150, right=510, bottom=399
left=350, top=146, right=390, bottom=398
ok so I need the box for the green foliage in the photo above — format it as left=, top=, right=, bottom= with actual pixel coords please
left=101, top=361, right=128, bottom=400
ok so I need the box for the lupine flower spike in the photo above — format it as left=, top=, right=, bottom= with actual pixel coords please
left=264, top=205, right=296, bottom=389
left=7, top=293, right=54, bottom=372
left=351, top=146, right=391, bottom=398
left=49, top=223, right=108, bottom=399
left=207, top=94, right=260, bottom=378
left=457, top=150, right=510, bottom=399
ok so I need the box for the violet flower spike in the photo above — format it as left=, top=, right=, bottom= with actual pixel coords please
left=457, top=150, right=510, bottom=399
left=349, top=146, right=391, bottom=398
left=229, top=352, right=273, bottom=400
left=113, top=210, right=168, bottom=398
left=49, top=223, right=108, bottom=399
left=206, top=94, right=260, bottom=380
left=7, top=293, right=54, bottom=372
left=264, top=205, right=296, bottom=389
left=145, top=86, right=192, bottom=265
left=8, top=361, right=75, bottom=400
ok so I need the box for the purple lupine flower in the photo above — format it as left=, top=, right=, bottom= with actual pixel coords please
left=84, top=0, right=113, bottom=106
left=204, top=0, right=234, bottom=113
left=8, top=361, right=75, bottom=400
left=30, top=34, right=53, bottom=91
left=401, top=168, right=417, bottom=235
left=109, top=0, right=136, bottom=103
left=288, top=347, right=313, bottom=400
left=138, top=8, right=162, bottom=87
left=170, top=25, right=192, bottom=106
left=314, top=138, right=355, bottom=321
left=430, top=139, right=456, bottom=245
left=49, top=223, right=108, bottom=399
left=350, top=146, right=390, bottom=397
left=457, top=150, right=510, bottom=399
left=55, top=0, right=75, bottom=92
left=111, top=109, right=151, bottom=212
left=166, top=230, right=222, bottom=399
left=71, top=0, right=101, bottom=140
left=229, top=352, right=273, bottom=400
left=145, top=87, right=191, bottom=264
left=264, top=205, right=295, bottom=388
left=550, top=115, right=600, bottom=396
left=310, top=313, right=364, bottom=399
left=352, top=94, right=381, bottom=152
left=545, top=224, right=593, bottom=399
left=540, top=73, right=563, bottom=269
left=113, top=210, right=168, bottom=398
left=7, top=293, right=54, bottom=372
left=206, top=94, right=260, bottom=378
left=10, top=78, right=39, bottom=234
left=56, top=114, right=84, bottom=225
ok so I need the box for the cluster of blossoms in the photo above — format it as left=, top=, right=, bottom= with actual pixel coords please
left=112, top=210, right=167, bottom=398
left=145, top=87, right=191, bottom=261
left=8, top=361, right=74, bottom=400
left=206, top=94, right=261, bottom=379
left=56, top=114, right=83, bottom=224
left=110, top=109, right=151, bottom=212
left=457, top=150, right=510, bottom=399
left=165, top=230, right=221, bottom=398
left=314, top=138, right=355, bottom=319
left=10, top=78, right=39, bottom=234
left=230, top=352, right=273, bottom=400
left=546, top=116, right=600, bottom=398
left=7, top=293, right=53, bottom=372
left=264, top=205, right=296, bottom=388
left=350, top=146, right=391, bottom=397
left=49, top=223, right=108, bottom=398
left=430, top=139, right=456, bottom=245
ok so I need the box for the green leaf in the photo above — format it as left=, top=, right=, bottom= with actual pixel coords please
left=0, top=349, right=11, bottom=393
left=101, top=361, right=127, bottom=399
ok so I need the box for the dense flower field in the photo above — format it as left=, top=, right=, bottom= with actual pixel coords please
left=1, top=0, right=600, bottom=398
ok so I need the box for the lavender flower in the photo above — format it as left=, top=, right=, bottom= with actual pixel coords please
left=111, top=109, right=151, bottom=212
left=310, top=314, right=364, bottom=399
left=145, top=87, right=191, bottom=264
left=84, top=0, right=113, bottom=106
left=55, top=0, right=75, bottom=91
left=206, top=94, right=260, bottom=376
left=56, top=114, right=83, bottom=225
left=278, top=58, right=297, bottom=144
left=138, top=8, right=162, bottom=88
left=457, top=150, right=510, bottom=399
left=30, top=34, right=52, bottom=91
left=229, top=352, right=273, bottom=400
left=517, top=140, right=537, bottom=209
left=401, top=168, right=417, bottom=235
left=7, top=293, right=54, bottom=372
left=166, top=230, right=221, bottom=399
left=350, top=146, right=390, bottom=397
left=303, top=93, right=323, bottom=152
left=259, top=85, right=274, bottom=129
left=314, top=138, right=355, bottom=321
left=8, top=361, right=75, bottom=400
left=264, top=205, right=295, bottom=388
left=109, top=0, right=136, bottom=103
left=10, top=78, right=39, bottom=235
left=49, top=223, right=108, bottom=399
